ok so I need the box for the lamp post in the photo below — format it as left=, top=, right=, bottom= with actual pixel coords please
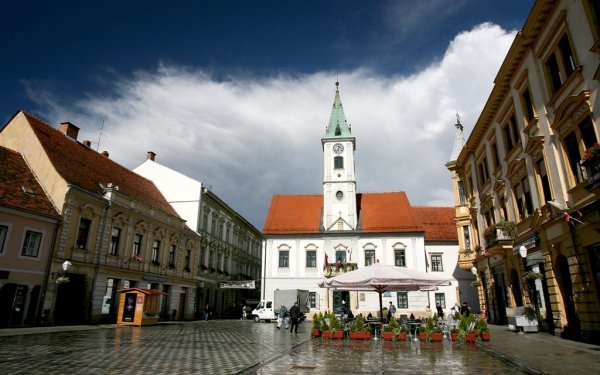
left=471, top=266, right=477, bottom=276
left=62, top=260, right=72, bottom=273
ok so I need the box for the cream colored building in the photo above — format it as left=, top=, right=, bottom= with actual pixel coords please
left=1, top=111, right=201, bottom=324
left=135, top=153, right=262, bottom=318
left=447, top=0, right=600, bottom=344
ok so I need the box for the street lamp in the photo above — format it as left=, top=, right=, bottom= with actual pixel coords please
left=62, top=260, right=72, bottom=272
left=519, top=246, right=527, bottom=259
left=471, top=266, right=477, bottom=275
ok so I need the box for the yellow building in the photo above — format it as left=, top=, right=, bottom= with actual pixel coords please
left=447, top=0, right=600, bottom=344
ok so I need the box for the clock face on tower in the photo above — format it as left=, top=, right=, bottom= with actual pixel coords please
left=333, top=143, right=344, bottom=154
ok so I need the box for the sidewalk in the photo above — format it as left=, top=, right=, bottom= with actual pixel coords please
left=479, top=324, right=600, bottom=374
left=0, top=324, right=120, bottom=337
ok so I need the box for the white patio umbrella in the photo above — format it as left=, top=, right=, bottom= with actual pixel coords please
left=318, top=263, right=451, bottom=323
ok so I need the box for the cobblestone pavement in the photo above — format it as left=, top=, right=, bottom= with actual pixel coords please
left=1, top=321, right=595, bottom=374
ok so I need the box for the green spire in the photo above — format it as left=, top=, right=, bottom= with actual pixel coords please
left=324, top=81, right=351, bottom=138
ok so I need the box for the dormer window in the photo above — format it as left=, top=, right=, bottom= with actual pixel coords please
left=335, top=124, right=341, bottom=136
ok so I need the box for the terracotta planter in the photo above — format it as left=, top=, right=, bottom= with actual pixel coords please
left=397, top=332, right=408, bottom=341
left=418, top=332, right=429, bottom=341
left=331, top=331, right=344, bottom=340
left=481, top=332, right=491, bottom=341
left=381, top=331, right=395, bottom=341
left=321, top=330, right=333, bottom=339
left=431, top=332, right=443, bottom=342
left=465, top=333, right=476, bottom=344
left=312, top=329, right=321, bottom=337
left=349, top=331, right=372, bottom=340
left=472, top=329, right=479, bottom=337
left=450, top=333, right=459, bottom=342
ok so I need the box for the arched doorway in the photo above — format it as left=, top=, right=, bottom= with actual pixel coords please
left=510, top=268, right=523, bottom=306
left=555, top=255, right=580, bottom=340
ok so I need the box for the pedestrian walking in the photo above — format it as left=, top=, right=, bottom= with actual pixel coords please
left=204, top=304, right=210, bottom=322
left=460, top=302, right=470, bottom=316
left=436, top=304, right=444, bottom=318
left=387, top=301, right=396, bottom=321
left=289, top=302, right=301, bottom=334
left=277, top=304, right=288, bottom=329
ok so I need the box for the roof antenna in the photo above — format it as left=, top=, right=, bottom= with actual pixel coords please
left=93, top=119, right=106, bottom=151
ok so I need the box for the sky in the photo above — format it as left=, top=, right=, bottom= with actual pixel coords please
left=1, top=0, right=535, bottom=229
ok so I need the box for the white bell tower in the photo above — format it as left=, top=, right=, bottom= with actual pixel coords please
left=322, top=82, right=357, bottom=231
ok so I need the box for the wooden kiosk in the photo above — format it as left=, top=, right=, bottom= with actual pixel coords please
left=117, top=288, right=165, bottom=326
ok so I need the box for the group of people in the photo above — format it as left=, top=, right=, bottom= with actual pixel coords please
left=277, top=302, right=302, bottom=333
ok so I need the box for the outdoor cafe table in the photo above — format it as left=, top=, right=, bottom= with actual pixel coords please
left=366, top=320, right=382, bottom=338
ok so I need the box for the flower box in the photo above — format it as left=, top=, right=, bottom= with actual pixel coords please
left=431, top=332, right=444, bottom=342
left=381, top=331, right=395, bottom=341
left=349, top=331, right=372, bottom=340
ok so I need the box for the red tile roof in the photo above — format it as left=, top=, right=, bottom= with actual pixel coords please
left=262, top=192, right=457, bottom=241
left=263, top=194, right=323, bottom=234
left=0, top=145, right=59, bottom=218
left=359, top=192, right=421, bottom=233
left=411, top=206, right=458, bottom=241
left=21, top=111, right=179, bottom=217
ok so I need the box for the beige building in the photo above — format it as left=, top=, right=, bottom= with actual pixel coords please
left=1, top=111, right=201, bottom=324
left=0, top=146, right=60, bottom=327
left=447, top=0, right=600, bottom=344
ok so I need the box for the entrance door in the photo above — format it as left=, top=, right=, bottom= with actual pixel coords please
left=332, top=291, right=349, bottom=317
left=555, top=255, right=580, bottom=339
left=122, top=293, right=137, bottom=322
left=492, top=270, right=508, bottom=325
left=54, top=273, right=87, bottom=325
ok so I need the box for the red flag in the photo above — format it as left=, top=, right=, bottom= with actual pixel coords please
left=324, top=254, right=329, bottom=271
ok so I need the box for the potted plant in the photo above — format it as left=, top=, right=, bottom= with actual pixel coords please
left=450, top=327, right=460, bottom=342
left=418, top=325, right=430, bottom=341
left=431, top=325, right=444, bottom=342
left=312, top=313, right=322, bottom=337
left=426, top=317, right=443, bottom=342
left=349, top=314, right=372, bottom=340
left=381, top=316, right=399, bottom=341
left=523, top=271, right=544, bottom=281
left=320, top=316, right=332, bottom=339
left=328, top=312, right=344, bottom=340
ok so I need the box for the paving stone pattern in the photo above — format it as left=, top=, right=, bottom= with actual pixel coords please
left=0, top=321, right=522, bottom=374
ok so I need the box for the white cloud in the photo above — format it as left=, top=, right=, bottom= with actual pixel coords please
left=32, top=23, right=515, bottom=229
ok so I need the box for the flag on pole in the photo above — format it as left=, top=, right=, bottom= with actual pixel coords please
left=323, top=253, right=329, bottom=271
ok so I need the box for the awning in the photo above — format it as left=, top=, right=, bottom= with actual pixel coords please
left=526, top=250, right=544, bottom=267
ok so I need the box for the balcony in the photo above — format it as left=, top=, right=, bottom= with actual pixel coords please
left=324, top=262, right=358, bottom=278
left=582, top=156, right=600, bottom=192
left=484, top=221, right=516, bottom=252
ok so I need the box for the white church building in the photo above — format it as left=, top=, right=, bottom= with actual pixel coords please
left=262, top=83, right=472, bottom=319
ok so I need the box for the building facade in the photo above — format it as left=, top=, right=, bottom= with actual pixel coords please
left=447, top=0, right=600, bottom=343
left=0, top=146, right=60, bottom=327
left=263, top=83, right=469, bottom=319
left=1, top=111, right=201, bottom=324
left=135, top=153, right=262, bottom=318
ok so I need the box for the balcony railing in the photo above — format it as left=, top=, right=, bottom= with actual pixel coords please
left=583, top=157, right=600, bottom=191
left=484, top=221, right=516, bottom=248
left=324, top=262, right=358, bottom=278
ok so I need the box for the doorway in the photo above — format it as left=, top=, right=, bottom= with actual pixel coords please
left=555, top=255, right=580, bottom=339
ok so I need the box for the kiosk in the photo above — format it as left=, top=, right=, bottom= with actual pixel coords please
left=117, top=288, right=165, bottom=326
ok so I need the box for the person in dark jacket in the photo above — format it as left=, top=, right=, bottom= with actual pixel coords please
left=460, top=302, right=470, bottom=316
left=289, top=302, right=301, bottom=334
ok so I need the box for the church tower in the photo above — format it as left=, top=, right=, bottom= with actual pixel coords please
left=321, top=82, right=357, bottom=231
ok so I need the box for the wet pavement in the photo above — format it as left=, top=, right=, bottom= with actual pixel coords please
left=0, top=321, right=598, bottom=374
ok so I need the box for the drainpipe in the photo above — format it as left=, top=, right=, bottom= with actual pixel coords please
left=37, top=215, right=61, bottom=325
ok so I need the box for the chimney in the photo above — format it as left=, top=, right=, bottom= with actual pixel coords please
left=82, top=140, right=91, bottom=148
left=101, top=151, right=110, bottom=157
left=147, top=151, right=156, bottom=161
left=59, top=122, right=79, bottom=140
